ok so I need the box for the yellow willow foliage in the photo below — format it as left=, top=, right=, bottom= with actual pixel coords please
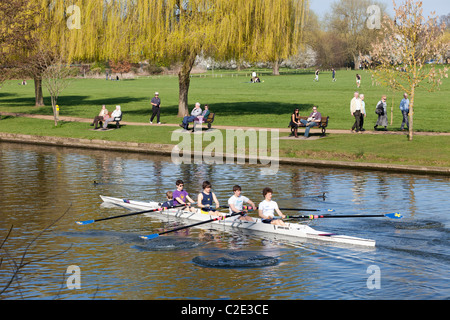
left=32, top=0, right=307, bottom=64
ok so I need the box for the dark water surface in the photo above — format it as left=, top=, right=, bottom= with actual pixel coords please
left=0, top=142, right=449, bottom=300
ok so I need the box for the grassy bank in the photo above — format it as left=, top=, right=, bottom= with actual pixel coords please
left=0, top=116, right=449, bottom=168
left=1, top=69, right=449, bottom=132
left=0, top=69, right=449, bottom=169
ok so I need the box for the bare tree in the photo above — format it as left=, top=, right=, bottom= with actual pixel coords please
left=327, top=0, right=386, bottom=68
left=38, top=51, right=75, bottom=126
left=1, top=207, right=72, bottom=297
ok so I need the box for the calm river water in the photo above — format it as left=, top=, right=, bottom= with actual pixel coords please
left=0, top=142, right=449, bottom=301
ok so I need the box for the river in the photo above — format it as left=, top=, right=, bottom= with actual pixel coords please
left=0, top=142, right=448, bottom=301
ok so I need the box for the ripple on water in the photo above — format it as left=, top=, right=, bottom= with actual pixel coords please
left=394, top=220, right=445, bottom=230
left=133, top=237, right=202, bottom=251
left=192, top=250, right=279, bottom=268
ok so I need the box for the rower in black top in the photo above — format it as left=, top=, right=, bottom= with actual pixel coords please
left=197, top=181, right=224, bottom=217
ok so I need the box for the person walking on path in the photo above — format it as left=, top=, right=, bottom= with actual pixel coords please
left=374, top=95, right=388, bottom=131
left=359, top=94, right=366, bottom=132
left=350, top=92, right=362, bottom=133
left=150, top=92, right=161, bottom=124
left=356, top=74, right=361, bottom=88
left=399, top=93, right=410, bottom=131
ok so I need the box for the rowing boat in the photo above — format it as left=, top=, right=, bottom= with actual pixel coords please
left=100, top=195, right=376, bottom=247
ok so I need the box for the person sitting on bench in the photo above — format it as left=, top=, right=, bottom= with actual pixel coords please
left=180, top=102, right=202, bottom=130
left=300, top=106, right=321, bottom=138
left=102, top=105, right=122, bottom=130
left=289, top=108, right=301, bottom=138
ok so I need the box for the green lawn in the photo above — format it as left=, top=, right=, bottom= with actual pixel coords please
left=0, top=69, right=449, bottom=168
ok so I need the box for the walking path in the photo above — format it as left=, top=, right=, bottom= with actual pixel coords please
left=2, top=112, right=449, bottom=136
left=1, top=112, right=449, bottom=176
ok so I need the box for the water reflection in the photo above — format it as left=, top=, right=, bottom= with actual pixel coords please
left=0, top=142, right=449, bottom=300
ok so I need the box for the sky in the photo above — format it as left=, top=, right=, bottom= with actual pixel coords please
left=309, top=0, right=450, bottom=18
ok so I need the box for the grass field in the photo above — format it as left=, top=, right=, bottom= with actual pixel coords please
left=0, top=68, right=449, bottom=168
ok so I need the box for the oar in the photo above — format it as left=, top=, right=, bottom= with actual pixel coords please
left=279, top=207, right=336, bottom=212
left=285, top=212, right=403, bottom=220
left=219, top=205, right=255, bottom=211
left=76, top=203, right=187, bottom=225
left=219, top=205, right=334, bottom=213
left=140, top=211, right=245, bottom=240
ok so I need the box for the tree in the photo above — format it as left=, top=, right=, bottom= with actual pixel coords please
left=327, top=0, right=386, bottom=68
left=251, top=0, right=308, bottom=75
left=367, top=0, right=449, bottom=141
left=39, top=51, right=75, bottom=126
left=4, top=1, right=307, bottom=116
left=0, top=1, right=40, bottom=89
left=109, top=60, right=132, bottom=78
left=125, top=0, right=308, bottom=116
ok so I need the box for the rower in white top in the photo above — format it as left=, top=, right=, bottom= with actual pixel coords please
left=258, top=187, right=286, bottom=226
left=227, top=185, right=256, bottom=222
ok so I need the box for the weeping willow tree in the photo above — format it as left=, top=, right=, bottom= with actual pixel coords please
left=26, top=0, right=307, bottom=116
left=253, top=0, right=308, bottom=75
left=122, top=0, right=309, bottom=116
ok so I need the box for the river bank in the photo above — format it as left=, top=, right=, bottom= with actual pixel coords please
left=1, top=131, right=448, bottom=176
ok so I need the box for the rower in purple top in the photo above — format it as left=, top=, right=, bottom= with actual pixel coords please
left=173, top=180, right=196, bottom=212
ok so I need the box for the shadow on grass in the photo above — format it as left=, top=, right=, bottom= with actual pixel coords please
left=0, top=94, right=147, bottom=110
left=0, top=92, right=317, bottom=123
left=124, top=101, right=316, bottom=117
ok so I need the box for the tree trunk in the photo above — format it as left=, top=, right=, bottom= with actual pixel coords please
left=272, top=60, right=280, bottom=75
left=408, top=89, right=415, bottom=141
left=178, top=51, right=198, bottom=117
left=390, top=94, right=394, bottom=125
left=34, top=77, right=44, bottom=107
left=353, top=55, right=359, bottom=70
left=51, top=97, right=58, bottom=127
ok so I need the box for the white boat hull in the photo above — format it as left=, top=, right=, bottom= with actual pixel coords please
left=100, top=196, right=376, bottom=247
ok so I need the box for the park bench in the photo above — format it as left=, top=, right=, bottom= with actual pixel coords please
left=289, top=116, right=329, bottom=137
left=99, top=113, right=123, bottom=129
left=189, top=112, right=215, bottom=132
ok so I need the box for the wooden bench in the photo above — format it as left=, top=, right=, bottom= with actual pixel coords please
left=289, top=116, right=329, bottom=137
left=99, top=113, right=123, bottom=129
left=190, top=112, right=215, bottom=131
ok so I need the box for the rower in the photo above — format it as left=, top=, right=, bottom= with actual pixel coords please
left=228, top=185, right=255, bottom=222
left=197, top=181, right=224, bottom=217
left=258, top=187, right=286, bottom=226
left=161, top=191, right=174, bottom=209
left=173, top=180, right=196, bottom=212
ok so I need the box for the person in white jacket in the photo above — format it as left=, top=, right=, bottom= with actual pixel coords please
left=180, top=102, right=202, bottom=130
left=102, top=105, right=122, bottom=129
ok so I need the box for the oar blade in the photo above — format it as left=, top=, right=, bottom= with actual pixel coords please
left=141, top=233, right=159, bottom=240
left=385, top=212, right=403, bottom=219
left=76, top=219, right=95, bottom=225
